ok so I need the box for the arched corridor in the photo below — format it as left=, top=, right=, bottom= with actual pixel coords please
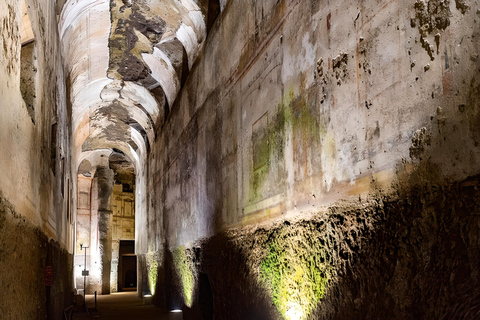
left=1, top=0, right=480, bottom=319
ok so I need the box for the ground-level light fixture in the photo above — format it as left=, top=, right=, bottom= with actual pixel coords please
left=80, top=243, right=90, bottom=315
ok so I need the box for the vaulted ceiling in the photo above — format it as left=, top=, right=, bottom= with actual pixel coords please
left=58, top=0, right=210, bottom=172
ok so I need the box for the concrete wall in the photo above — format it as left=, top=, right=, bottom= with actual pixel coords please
left=145, top=0, right=480, bottom=318
left=0, top=0, right=74, bottom=318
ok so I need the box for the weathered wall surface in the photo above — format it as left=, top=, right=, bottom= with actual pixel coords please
left=145, top=0, right=480, bottom=318
left=177, top=176, right=480, bottom=319
left=0, top=0, right=72, bottom=240
left=0, top=0, right=73, bottom=318
left=0, top=195, right=73, bottom=319
left=150, top=0, right=480, bottom=242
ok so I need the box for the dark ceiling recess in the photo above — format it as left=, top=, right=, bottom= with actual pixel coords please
left=207, top=0, right=220, bottom=34
left=109, top=150, right=135, bottom=193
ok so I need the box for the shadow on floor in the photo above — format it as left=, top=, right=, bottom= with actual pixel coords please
left=72, top=292, right=183, bottom=320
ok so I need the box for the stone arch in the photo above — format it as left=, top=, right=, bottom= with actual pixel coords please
left=78, top=158, right=93, bottom=177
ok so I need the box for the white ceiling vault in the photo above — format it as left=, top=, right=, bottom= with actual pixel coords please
left=58, top=0, right=208, bottom=172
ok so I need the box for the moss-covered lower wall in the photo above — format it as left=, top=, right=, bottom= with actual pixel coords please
left=0, top=196, right=73, bottom=320
left=156, top=174, right=480, bottom=320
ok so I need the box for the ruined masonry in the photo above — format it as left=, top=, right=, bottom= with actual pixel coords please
left=0, top=0, right=480, bottom=319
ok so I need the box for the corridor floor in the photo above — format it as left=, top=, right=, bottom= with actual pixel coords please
left=72, top=292, right=183, bottom=320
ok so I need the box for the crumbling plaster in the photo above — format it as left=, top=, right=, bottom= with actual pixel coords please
left=0, top=0, right=74, bottom=318
left=142, top=0, right=480, bottom=316
left=1, top=0, right=72, bottom=241
left=148, top=0, right=480, bottom=245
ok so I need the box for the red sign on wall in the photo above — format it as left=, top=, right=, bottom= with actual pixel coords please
left=44, top=266, right=53, bottom=286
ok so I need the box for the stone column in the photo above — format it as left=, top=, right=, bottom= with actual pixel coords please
left=95, top=166, right=114, bottom=294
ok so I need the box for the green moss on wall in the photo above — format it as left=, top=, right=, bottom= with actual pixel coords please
left=146, top=252, right=158, bottom=295
left=259, top=224, right=331, bottom=320
left=248, top=88, right=321, bottom=203
left=172, top=246, right=196, bottom=307
left=250, top=164, right=270, bottom=201
left=283, top=89, right=322, bottom=143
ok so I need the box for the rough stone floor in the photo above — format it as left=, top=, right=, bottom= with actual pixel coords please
left=72, top=292, right=183, bottom=320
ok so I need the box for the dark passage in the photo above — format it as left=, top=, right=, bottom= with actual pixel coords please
left=119, top=240, right=136, bottom=291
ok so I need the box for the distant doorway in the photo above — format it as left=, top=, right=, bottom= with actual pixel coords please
left=118, top=240, right=136, bottom=291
